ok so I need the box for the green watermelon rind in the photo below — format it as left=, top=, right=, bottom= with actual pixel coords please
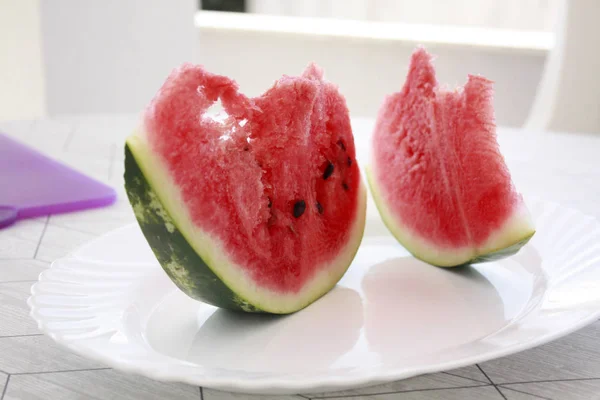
left=460, top=232, right=535, bottom=266
left=124, top=134, right=367, bottom=314
left=366, top=165, right=536, bottom=268
left=124, top=143, right=257, bottom=312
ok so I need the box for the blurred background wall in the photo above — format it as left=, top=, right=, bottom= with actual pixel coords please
left=0, top=0, right=46, bottom=120
left=0, top=0, right=571, bottom=129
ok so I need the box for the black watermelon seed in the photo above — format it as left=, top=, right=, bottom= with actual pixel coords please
left=347, top=157, right=352, bottom=166
left=337, top=139, right=346, bottom=151
left=268, top=197, right=272, bottom=208
left=342, top=182, right=349, bottom=191
left=243, top=146, right=249, bottom=151
left=293, top=200, right=306, bottom=218
left=316, top=202, right=324, bottom=214
left=323, top=161, right=334, bottom=180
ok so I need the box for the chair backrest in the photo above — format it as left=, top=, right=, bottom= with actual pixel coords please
left=196, top=11, right=548, bottom=127
left=525, top=0, right=600, bottom=133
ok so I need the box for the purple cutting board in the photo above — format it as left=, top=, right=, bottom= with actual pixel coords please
left=0, top=132, right=117, bottom=229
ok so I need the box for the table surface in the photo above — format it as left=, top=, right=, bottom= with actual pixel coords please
left=1, top=115, right=600, bottom=400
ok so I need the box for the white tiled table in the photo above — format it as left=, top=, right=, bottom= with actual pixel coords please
left=1, top=115, right=600, bottom=400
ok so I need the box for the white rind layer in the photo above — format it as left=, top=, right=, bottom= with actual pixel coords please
left=366, top=162, right=535, bottom=267
left=127, top=131, right=367, bottom=313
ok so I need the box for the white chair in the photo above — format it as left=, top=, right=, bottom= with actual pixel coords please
left=195, top=10, right=549, bottom=126
left=525, top=0, right=600, bottom=134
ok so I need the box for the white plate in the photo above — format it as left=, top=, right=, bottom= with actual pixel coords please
left=29, top=198, right=600, bottom=394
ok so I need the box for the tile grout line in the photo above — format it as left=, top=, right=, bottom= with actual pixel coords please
left=11, top=367, right=112, bottom=376
left=297, top=394, right=311, bottom=399
left=0, top=334, right=44, bottom=339
left=45, top=220, right=100, bottom=236
left=1, top=375, right=9, bottom=400
left=33, top=216, right=50, bottom=259
left=62, top=124, right=77, bottom=152
left=500, top=377, right=600, bottom=385
left=32, top=257, right=54, bottom=264
left=310, top=384, right=491, bottom=399
left=442, top=371, right=490, bottom=384
left=494, top=385, right=508, bottom=400
left=108, top=143, right=117, bottom=180
left=498, top=386, right=552, bottom=400
left=476, top=365, right=507, bottom=400
left=476, top=364, right=494, bottom=385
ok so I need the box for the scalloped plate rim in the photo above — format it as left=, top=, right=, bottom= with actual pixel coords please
left=27, top=197, right=600, bottom=394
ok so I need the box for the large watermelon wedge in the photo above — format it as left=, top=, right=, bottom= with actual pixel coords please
left=124, top=64, right=367, bottom=314
left=368, top=47, right=535, bottom=267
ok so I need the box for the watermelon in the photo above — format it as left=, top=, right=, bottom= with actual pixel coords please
left=367, top=47, right=535, bottom=267
left=124, top=63, right=367, bottom=314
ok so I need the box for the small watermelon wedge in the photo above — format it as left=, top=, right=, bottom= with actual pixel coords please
left=368, top=47, right=535, bottom=267
left=124, top=64, right=366, bottom=314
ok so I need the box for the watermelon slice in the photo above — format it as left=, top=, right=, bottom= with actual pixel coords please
left=367, top=47, right=535, bottom=267
left=124, top=64, right=367, bottom=314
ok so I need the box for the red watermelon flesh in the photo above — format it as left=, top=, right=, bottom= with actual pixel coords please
left=138, top=63, right=365, bottom=297
left=369, top=48, right=535, bottom=266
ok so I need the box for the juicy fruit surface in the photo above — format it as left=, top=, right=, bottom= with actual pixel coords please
left=142, top=64, right=361, bottom=294
left=371, top=48, right=532, bottom=260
